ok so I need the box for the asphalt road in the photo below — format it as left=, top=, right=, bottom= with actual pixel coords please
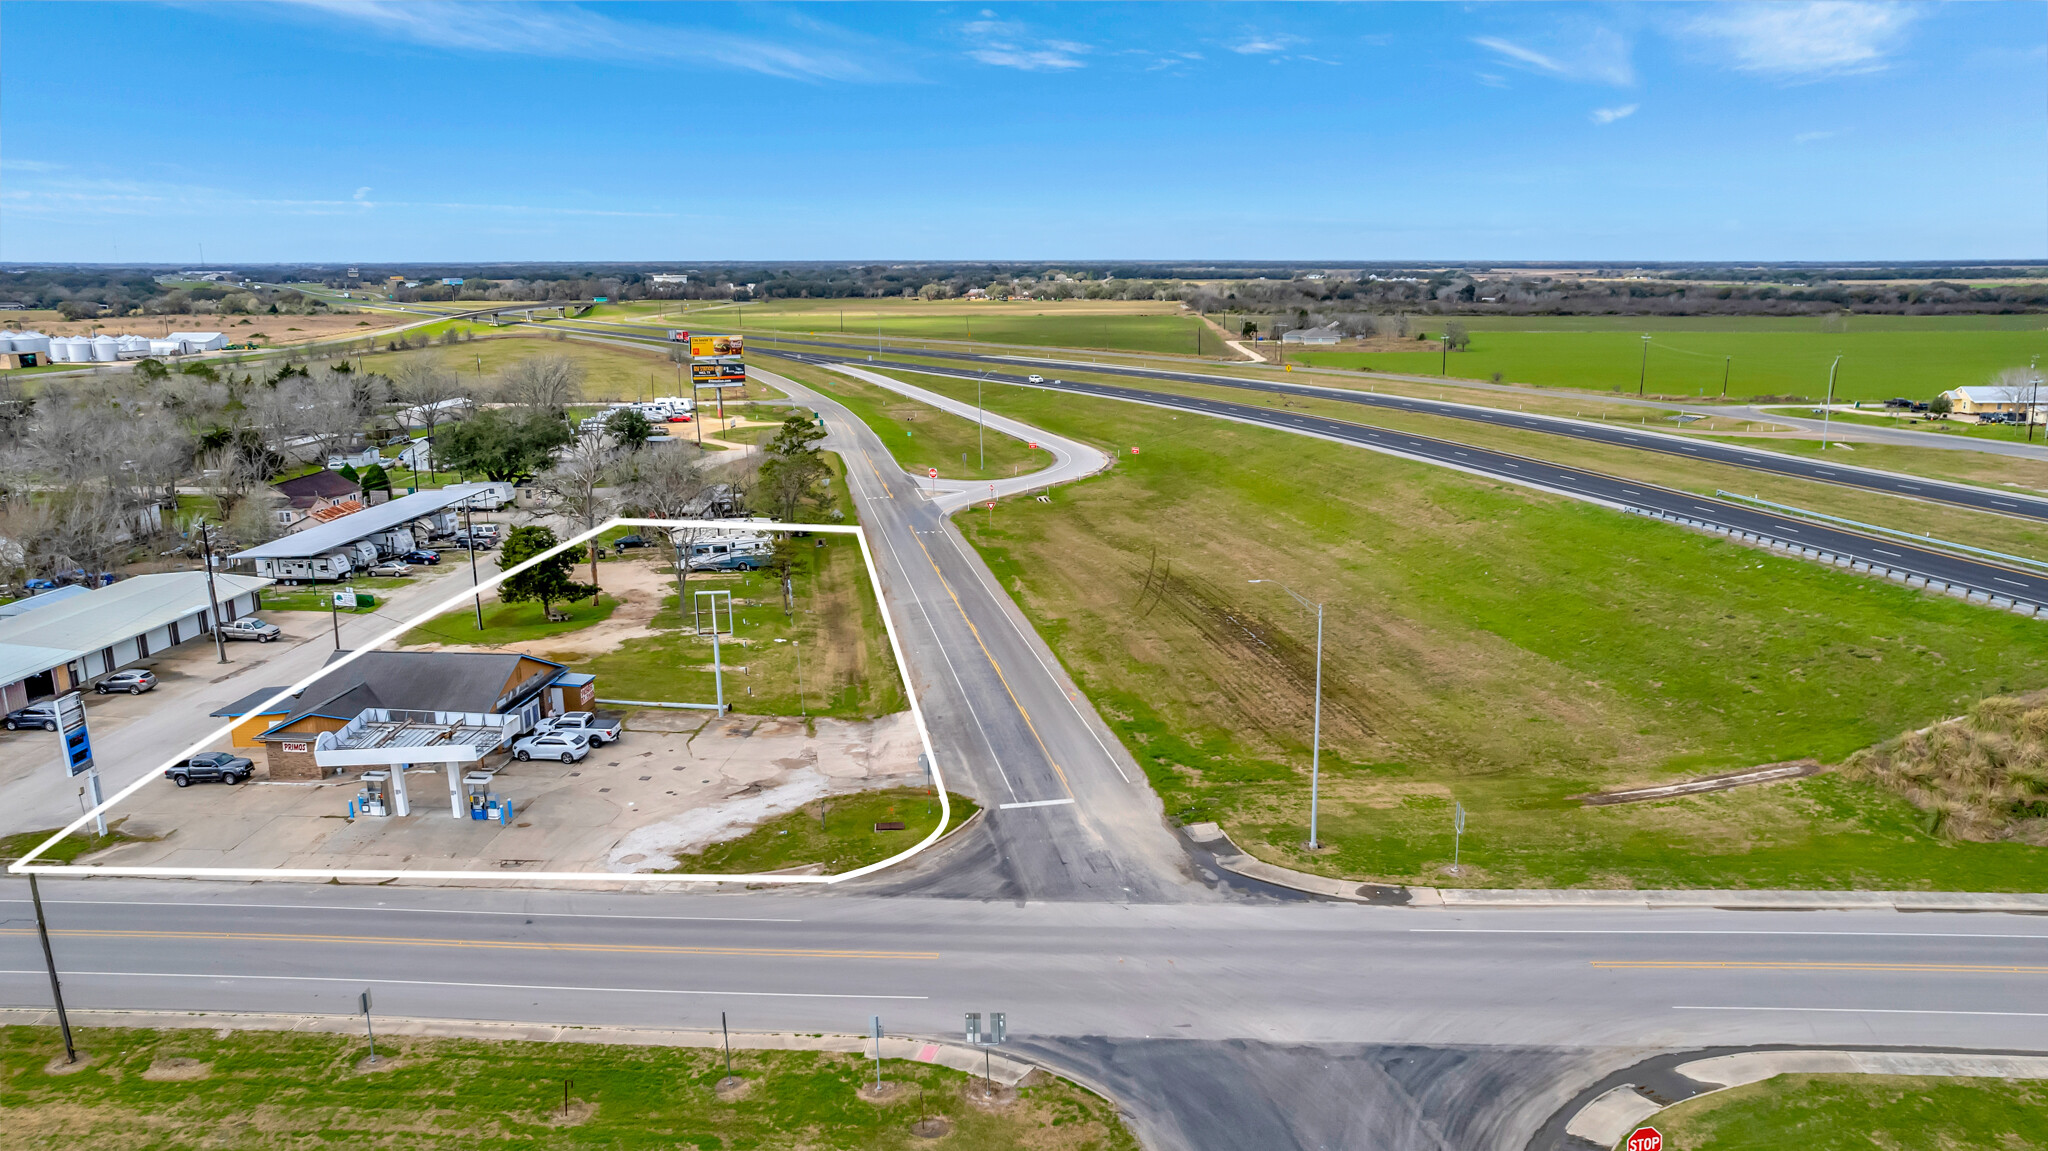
left=5, top=884, right=2046, bottom=1150
left=765, top=349, right=2048, bottom=609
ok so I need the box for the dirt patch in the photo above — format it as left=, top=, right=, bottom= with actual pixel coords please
left=354, top=1054, right=402, bottom=1074
left=544, top=1100, right=598, bottom=1126
left=22, top=310, right=407, bottom=345
left=715, top=1076, right=752, bottom=1101
left=142, top=1057, right=212, bottom=1081
left=43, top=1052, right=93, bottom=1075
left=857, top=1080, right=906, bottom=1103
left=961, top=1079, right=1018, bottom=1110
left=911, top=1115, right=953, bottom=1139
left=1575, top=760, right=1823, bottom=805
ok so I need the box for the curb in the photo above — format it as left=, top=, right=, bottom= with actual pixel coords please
left=0, top=1007, right=1038, bottom=1086
left=1182, top=825, right=2048, bottom=912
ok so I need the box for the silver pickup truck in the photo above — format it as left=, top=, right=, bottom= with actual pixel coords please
left=534, top=711, right=622, bottom=745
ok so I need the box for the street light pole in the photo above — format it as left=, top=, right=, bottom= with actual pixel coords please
left=1821, top=354, right=1842, bottom=451
left=198, top=521, right=228, bottom=664
left=1249, top=580, right=1323, bottom=850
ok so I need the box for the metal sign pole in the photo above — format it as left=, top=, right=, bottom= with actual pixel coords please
left=29, top=875, right=77, bottom=1064
left=870, top=1015, right=883, bottom=1090
left=1452, top=801, right=1466, bottom=874
left=360, top=990, right=378, bottom=1063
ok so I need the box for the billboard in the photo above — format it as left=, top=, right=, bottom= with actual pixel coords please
left=690, top=334, right=743, bottom=358
left=692, top=361, right=747, bottom=382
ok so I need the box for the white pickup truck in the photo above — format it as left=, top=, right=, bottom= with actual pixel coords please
left=534, top=711, right=622, bottom=745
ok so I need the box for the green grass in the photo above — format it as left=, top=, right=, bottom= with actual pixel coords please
left=892, top=371, right=2048, bottom=890
left=0, top=819, right=152, bottom=865
left=1292, top=320, right=2048, bottom=403
left=1653, top=1074, right=2048, bottom=1151
left=733, top=304, right=1210, bottom=355
left=400, top=595, right=619, bottom=646
left=1761, top=406, right=2045, bottom=443
left=0, top=1025, right=1134, bottom=1151
left=259, top=576, right=415, bottom=614
left=771, top=357, right=1050, bottom=480
left=352, top=332, right=690, bottom=402
left=678, top=787, right=978, bottom=874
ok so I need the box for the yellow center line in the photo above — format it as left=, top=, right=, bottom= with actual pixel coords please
left=0, top=929, right=938, bottom=961
left=1594, top=960, right=2048, bottom=975
left=907, top=530, right=1075, bottom=799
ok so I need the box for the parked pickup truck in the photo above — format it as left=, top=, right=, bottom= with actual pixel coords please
left=220, top=618, right=282, bottom=643
left=511, top=731, right=591, bottom=763
left=166, top=751, right=254, bottom=786
left=535, top=711, right=622, bottom=745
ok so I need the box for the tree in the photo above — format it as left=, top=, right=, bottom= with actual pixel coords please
left=756, top=411, right=829, bottom=523
left=435, top=409, right=573, bottom=482
left=1929, top=393, right=1953, bottom=417
left=606, top=407, right=654, bottom=451
left=617, top=444, right=712, bottom=520
left=390, top=361, right=466, bottom=462
left=359, top=462, right=392, bottom=496
left=497, top=525, right=598, bottom=619
left=498, top=355, right=584, bottom=415
left=1443, top=320, right=1471, bottom=352
left=532, top=435, right=617, bottom=603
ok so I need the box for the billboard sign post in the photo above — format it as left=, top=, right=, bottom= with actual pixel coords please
left=55, top=693, right=104, bottom=835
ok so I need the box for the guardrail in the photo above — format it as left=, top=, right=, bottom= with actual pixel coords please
left=1620, top=505, right=2044, bottom=620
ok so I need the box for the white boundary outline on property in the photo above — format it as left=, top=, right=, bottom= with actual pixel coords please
left=6, top=518, right=950, bottom=885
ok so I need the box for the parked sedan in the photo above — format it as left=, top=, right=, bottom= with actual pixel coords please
left=511, top=731, right=591, bottom=763
left=165, top=751, right=254, bottom=786
left=402, top=549, right=441, bottom=565
left=95, top=668, right=157, bottom=695
left=368, top=561, right=413, bottom=578
left=3, top=701, right=58, bottom=731
left=220, top=618, right=282, bottom=643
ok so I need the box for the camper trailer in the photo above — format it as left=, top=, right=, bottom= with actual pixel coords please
left=255, top=551, right=355, bottom=583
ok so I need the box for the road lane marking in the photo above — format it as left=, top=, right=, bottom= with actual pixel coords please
left=1675, top=1005, right=2048, bottom=1018
left=0, top=900, right=802, bottom=924
left=1995, top=577, right=2030, bottom=588
left=999, top=798, right=1077, bottom=810
left=0, top=929, right=939, bottom=961
left=0, top=970, right=928, bottom=1001
left=1414, top=929, right=2048, bottom=939
left=1597, top=960, right=2048, bottom=974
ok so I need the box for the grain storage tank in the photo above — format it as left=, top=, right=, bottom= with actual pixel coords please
left=91, top=335, right=120, bottom=362
left=0, top=331, right=16, bottom=352
left=16, top=332, right=50, bottom=357
left=52, top=337, right=84, bottom=362
left=116, top=335, right=152, bottom=358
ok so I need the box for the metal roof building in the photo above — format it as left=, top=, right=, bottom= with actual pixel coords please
left=231, top=483, right=493, bottom=562
left=0, top=571, right=272, bottom=712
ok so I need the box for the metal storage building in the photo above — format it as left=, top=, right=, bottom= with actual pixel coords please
left=229, top=482, right=494, bottom=580
left=0, top=571, right=272, bottom=713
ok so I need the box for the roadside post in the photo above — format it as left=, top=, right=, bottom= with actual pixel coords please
left=869, top=1015, right=884, bottom=1090
left=721, top=1011, right=734, bottom=1081
left=29, top=875, right=77, bottom=1064
left=695, top=589, right=733, bottom=713
left=964, top=1010, right=1006, bottom=1086
left=1452, top=801, right=1466, bottom=874
left=360, top=990, right=378, bottom=1063
left=55, top=692, right=104, bottom=836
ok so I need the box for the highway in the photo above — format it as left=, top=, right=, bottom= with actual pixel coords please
left=764, top=349, right=2048, bottom=610
left=5, top=883, right=2047, bottom=1150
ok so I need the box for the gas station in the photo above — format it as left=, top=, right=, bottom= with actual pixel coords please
left=311, top=707, right=521, bottom=823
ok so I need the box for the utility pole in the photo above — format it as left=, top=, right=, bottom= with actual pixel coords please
left=329, top=589, right=342, bottom=650
left=2029, top=355, right=2041, bottom=444
left=1721, top=355, right=1730, bottom=399
left=977, top=373, right=986, bottom=473
left=199, top=521, right=228, bottom=664
left=1638, top=334, right=1650, bottom=397
left=30, top=875, right=77, bottom=1063
left=463, top=502, right=484, bottom=629
left=1821, top=354, right=1842, bottom=450
left=1439, top=333, right=1448, bottom=375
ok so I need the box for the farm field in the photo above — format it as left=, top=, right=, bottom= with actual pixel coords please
left=894, top=371, right=2048, bottom=891
left=0, top=1025, right=1134, bottom=1151
left=352, top=332, right=696, bottom=402
left=698, top=298, right=1213, bottom=356
left=1653, top=1074, right=2048, bottom=1151
left=1292, top=318, right=2048, bottom=403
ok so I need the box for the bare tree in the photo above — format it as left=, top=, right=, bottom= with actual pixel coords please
left=532, top=433, right=617, bottom=604
left=616, top=445, right=713, bottom=520
left=391, top=360, right=467, bottom=468
left=498, top=355, right=584, bottom=416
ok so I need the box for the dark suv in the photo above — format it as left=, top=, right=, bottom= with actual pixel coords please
left=166, top=751, right=255, bottom=787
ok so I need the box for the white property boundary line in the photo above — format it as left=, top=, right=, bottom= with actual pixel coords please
left=6, top=518, right=950, bottom=886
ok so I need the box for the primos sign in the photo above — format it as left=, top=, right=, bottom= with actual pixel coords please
left=1625, top=1127, right=1663, bottom=1151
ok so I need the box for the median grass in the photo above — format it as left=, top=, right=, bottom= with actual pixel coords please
left=897, top=372, right=2048, bottom=890
left=770, top=356, right=1049, bottom=479
left=1291, top=316, right=2048, bottom=404
left=0, top=1025, right=1133, bottom=1151
left=1652, top=1074, right=2048, bottom=1151
left=676, top=787, right=978, bottom=874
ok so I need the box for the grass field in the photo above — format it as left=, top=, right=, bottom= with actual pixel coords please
left=893, top=371, right=2048, bottom=890
left=401, top=594, right=621, bottom=646
left=0, top=1025, right=1134, bottom=1151
left=766, top=357, right=1049, bottom=480
left=678, top=787, right=978, bottom=873
left=260, top=576, right=415, bottom=614
left=1292, top=317, right=2048, bottom=404
left=1652, top=1074, right=2048, bottom=1151
left=353, top=332, right=692, bottom=402
left=683, top=297, right=1214, bottom=356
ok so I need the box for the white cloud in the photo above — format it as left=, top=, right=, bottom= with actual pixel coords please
left=962, top=18, right=1089, bottom=70
left=1473, top=27, right=1634, bottom=85
left=1232, top=34, right=1302, bottom=55
left=272, top=1, right=885, bottom=82
left=1684, top=1, right=1917, bottom=78
left=1591, top=104, right=1638, bottom=124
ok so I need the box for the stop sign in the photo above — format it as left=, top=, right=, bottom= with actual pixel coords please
left=1029, top=441, right=1038, bottom=450
left=1625, top=1127, right=1662, bottom=1151
left=1130, top=446, right=1141, bottom=455
left=928, top=468, right=938, bottom=479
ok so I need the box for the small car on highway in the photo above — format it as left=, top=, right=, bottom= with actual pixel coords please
left=220, top=618, right=282, bottom=643
left=368, top=561, right=413, bottom=578
left=3, top=701, right=59, bottom=731
left=511, top=731, right=591, bottom=763
left=1027, top=374, right=1045, bottom=383
left=402, top=549, right=441, bottom=565
left=166, top=751, right=254, bottom=786
left=95, top=668, right=158, bottom=695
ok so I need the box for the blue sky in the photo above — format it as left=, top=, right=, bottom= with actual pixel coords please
left=3, top=2, right=2043, bottom=263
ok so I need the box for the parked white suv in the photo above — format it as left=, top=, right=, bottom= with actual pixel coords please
left=511, top=731, right=590, bottom=763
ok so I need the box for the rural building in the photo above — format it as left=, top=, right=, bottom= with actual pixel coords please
left=231, top=482, right=492, bottom=582
left=210, top=687, right=296, bottom=748
left=251, top=651, right=581, bottom=787
left=1940, top=384, right=2044, bottom=423
left=273, top=469, right=365, bottom=532
left=1281, top=326, right=1343, bottom=345
left=0, top=571, right=272, bottom=712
